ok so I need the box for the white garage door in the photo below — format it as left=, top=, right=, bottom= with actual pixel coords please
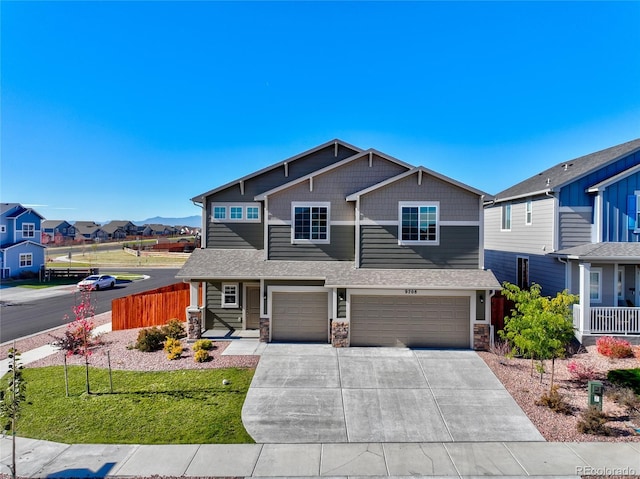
left=271, top=291, right=329, bottom=342
left=350, top=295, right=470, bottom=348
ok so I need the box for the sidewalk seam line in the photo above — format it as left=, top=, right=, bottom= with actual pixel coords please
left=502, top=441, right=530, bottom=475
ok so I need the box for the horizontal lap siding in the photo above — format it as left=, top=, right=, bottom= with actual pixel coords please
left=205, top=281, right=243, bottom=330
left=268, top=225, right=354, bottom=260
left=359, top=225, right=479, bottom=268
left=207, top=223, right=263, bottom=249
left=559, top=210, right=592, bottom=249
left=484, top=250, right=566, bottom=296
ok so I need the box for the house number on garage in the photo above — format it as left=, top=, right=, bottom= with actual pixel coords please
left=404, top=289, right=418, bottom=294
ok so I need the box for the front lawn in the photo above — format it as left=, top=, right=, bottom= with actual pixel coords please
left=12, top=366, right=255, bottom=444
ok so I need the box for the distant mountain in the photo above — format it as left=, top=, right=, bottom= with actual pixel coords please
left=135, top=215, right=201, bottom=227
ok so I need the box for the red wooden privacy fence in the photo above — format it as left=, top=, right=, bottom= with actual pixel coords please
left=112, top=282, right=200, bottom=331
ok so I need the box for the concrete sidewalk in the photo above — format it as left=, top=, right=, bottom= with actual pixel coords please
left=1, top=436, right=639, bottom=478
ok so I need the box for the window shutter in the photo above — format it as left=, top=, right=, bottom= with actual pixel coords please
left=628, top=195, right=637, bottom=230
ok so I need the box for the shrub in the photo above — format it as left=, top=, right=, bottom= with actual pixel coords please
left=596, top=336, right=633, bottom=359
left=535, top=385, right=572, bottom=415
left=607, top=368, right=640, bottom=395
left=194, top=349, right=210, bottom=363
left=577, top=406, right=612, bottom=435
left=606, top=386, right=640, bottom=415
left=161, top=319, right=186, bottom=340
left=164, top=337, right=183, bottom=360
left=490, top=339, right=511, bottom=357
left=135, top=327, right=165, bottom=352
left=192, top=339, right=213, bottom=351
left=566, top=360, right=597, bottom=381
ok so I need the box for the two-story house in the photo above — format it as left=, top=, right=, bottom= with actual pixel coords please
left=177, top=139, right=500, bottom=349
left=41, top=220, right=76, bottom=245
left=102, top=220, right=138, bottom=240
left=0, top=203, right=46, bottom=279
left=74, top=221, right=108, bottom=242
left=484, top=138, right=640, bottom=344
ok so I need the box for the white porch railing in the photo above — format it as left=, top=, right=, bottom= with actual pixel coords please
left=589, top=307, right=640, bottom=335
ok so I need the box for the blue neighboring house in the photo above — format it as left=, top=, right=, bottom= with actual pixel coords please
left=1, top=203, right=47, bottom=279
left=484, top=139, right=640, bottom=343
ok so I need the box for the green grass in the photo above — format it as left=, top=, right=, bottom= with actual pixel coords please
left=5, top=278, right=79, bottom=289
left=13, top=366, right=255, bottom=444
left=607, top=368, right=640, bottom=395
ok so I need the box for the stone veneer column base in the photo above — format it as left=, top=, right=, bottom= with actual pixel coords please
left=259, top=317, right=270, bottom=343
left=473, top=323, right=490, bottom=351
left=331, top=320, right=349, bottom=347
left=186, top=307, right=202, bottom=341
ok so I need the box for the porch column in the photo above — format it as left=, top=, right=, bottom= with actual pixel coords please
left=186, top=281, right=203, bottom=340
left=579, top=263, right=591, bottom=335
left=189, top=281, right=200, bottom=307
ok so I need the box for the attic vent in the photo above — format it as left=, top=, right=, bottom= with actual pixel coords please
left=546, top=178, right=551, bottom=186
left=562, top=163, right=568, bottom=171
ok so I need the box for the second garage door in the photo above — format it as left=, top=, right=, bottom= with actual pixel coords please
left=271, top=291, right=329, bottom=342
left=350, top=295, right=470, bottom=348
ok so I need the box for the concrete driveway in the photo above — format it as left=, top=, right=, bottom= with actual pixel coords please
left=242, top=344, right=544, bottom=443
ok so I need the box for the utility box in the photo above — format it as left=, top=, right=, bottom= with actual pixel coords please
left=588, top=380, right=604, bottom=411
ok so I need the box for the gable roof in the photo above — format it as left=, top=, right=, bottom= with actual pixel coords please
left=42, top=220, right=71, bottom=229
left=0, top=203, right=44, bottom=220
left=1, top=203, right=22, bottom=216
left=493, top=138, right=640, bottom=203
left=254, top=149, right=413, bottom=200
left=552, top=242, right=640, bottom=261
left=346, top=166, right=489, bottom=201
left=191, top=139, right=363, bottom=202
left=587, top=163, right=640, bottom=193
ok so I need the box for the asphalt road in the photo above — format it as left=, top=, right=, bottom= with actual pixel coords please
left=0, top=268, right=181, bottom=343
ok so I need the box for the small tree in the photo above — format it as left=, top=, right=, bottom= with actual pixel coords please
left=500, top=282, right=577, bottom=390
left=0, top=347, right=26, bottom=479
left=51, top=290, right=99, bottom=394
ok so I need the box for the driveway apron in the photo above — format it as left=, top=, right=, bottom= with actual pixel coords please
left=241, top=345, right=544, bottom=443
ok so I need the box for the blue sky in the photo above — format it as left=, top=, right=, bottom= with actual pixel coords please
left=2, top=1, right=639, bottom=223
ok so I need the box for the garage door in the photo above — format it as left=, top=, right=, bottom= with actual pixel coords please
left=350, top=295, right=470, bottom=348
left=271, top=291, right=329, bottom=342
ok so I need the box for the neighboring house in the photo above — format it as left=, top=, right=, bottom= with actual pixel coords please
left=0, top=203, right=46, bottom=279
left=102, top=220, right=138, bottom=240
left=41, top=220, right=76, bottom=245
left=74, top=221, right=108, bottom=242
left=142, top=224, right=177, bottom=236
left=177, top=139, right=500, bottom=349
left=484, top=138, right=640, bottom=343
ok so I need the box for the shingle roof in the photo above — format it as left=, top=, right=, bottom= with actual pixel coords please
left=552, top=242, right=640, bottom=261
left=176, top=249, right=501, bottom=290
left=493, top=138, right=640, bottom=202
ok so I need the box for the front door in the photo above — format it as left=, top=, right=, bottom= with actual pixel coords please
left=246, top=286, right=261, bottom=329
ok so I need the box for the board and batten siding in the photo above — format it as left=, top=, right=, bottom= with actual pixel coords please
left=558, top=208, right=593, bottom=249
left=205, top=281, right=243, bottom=330
left=600, top=170, right=640, bottom=242
left=268, top=224, right=355, bottom=261
left=207, top=144, right=359, bottom=203
left=484, top=250, right=566, bottom=296
left=359, top=174, right=481, bottom=222
left=484, top=197, right=555, bottom=253
left=359, top=225, right=479, bottom=269
left=268, top=155, right=408, bottom=222
left=207, top=223, right=264, bottom=250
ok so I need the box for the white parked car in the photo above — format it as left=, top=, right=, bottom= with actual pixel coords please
left=77, top=274, right=116, bottom=291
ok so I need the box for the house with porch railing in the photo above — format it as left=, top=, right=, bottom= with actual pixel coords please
left=485, top=139, right=640, bottom=345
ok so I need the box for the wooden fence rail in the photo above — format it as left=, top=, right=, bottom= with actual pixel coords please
left=112, top=282, right=195, bottom=330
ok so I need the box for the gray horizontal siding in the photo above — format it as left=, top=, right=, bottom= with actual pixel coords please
left=484, top=250, right=566, bottom=296
left=205, top=281, right=243, bottom=330
left=359, top=225, right=479, bottom=269
left=208, top=144, right=358, bottom=202
left=268, top=225, right=354, bottom=261
left=207, top=223, right=263, bottom=250
left=558, top=209, right=592, bottom=249
left=359, top=174, right=481, bottom=222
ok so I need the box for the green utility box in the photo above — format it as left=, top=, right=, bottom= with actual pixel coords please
left=588, top=380, right=604, bottom=411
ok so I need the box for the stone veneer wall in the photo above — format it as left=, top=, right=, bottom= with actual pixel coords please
left=473, top=323, right=490, bottom=351
left=331, top=321, right=349, bottom=347
left=259, top=317, right=270, bottom=342
left=186, top=308, right=202, bottom=340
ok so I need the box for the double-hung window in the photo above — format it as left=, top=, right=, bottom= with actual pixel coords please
left=501, top=203, right=512, bottom=231
left=292, top=202, right=330, bottom=243
left=22, top=223, right=35, bottom=238
left=398, top=202, right=439, bottom=245
left=221, top=283, right=239, bottom=308
left=19, top=253, right=32, bottom=267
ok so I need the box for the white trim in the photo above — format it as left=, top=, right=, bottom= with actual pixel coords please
left=525, top=199, right=532, bottom=225
left=263, top=198, right=269, bottom=260
left=331, top=220, right=355, bottom=226
left=587, top=163, right=640, bottom=192
left=0, top=225, right=5, bottom=233
left=211, top=202, right=261, bottom=223
left=21, top=223, right=36, bottom=239
left=291, top=202, right=331, bottom=244
left=590, top=267, right=602, bottom=304
left=558, top=206, right=593, bottom=213
left=594, top=193, right=603, bottom=242
left=360, top=219, right=398, bottom=226
left=355, top=197, right=361, bottom=268
left=478, top=196, right=485, bottom=269
left=500, top=203, right=511, bottom=231
left=221, top=283, right=240, bottom=308
left=19, top=252, right=33, bottom=268
left=267, top=285, right=332, bottom=342
left=617, top=266, right=625, bottom=302
left=440, top=220, right=480, bottom=226
left=398, top=201, right=440, bottom=246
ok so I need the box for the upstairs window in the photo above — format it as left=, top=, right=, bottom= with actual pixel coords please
left=230, top=206, right=243, bottom=220
left=212, top=203, right=261, bottom=223
left=292, top=202, right=329, bottom=243
left=525, top=199, right=532, bottom=225
left=399, top=202, right=439, bottom=245
left=22, top=223, right=35, bottom=238
left=213, top=206, right=226, bottom=220
left=501, top=203, right=512, bottom=231
left=246, top=206, right=260, bottom=220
